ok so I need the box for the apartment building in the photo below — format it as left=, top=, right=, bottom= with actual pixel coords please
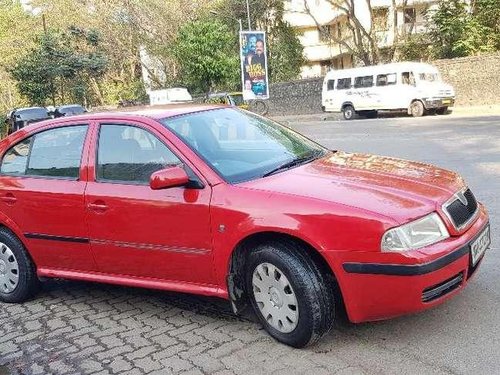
left=284, top=0, right=438, bottom=78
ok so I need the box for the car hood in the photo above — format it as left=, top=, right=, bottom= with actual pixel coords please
left=239, top=151, right=464, bottom=224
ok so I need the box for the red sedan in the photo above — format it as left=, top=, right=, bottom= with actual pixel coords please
left=0, top=106, right=490, bottom=347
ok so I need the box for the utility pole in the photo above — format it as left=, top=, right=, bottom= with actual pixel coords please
left=246, top=0, right=251, bottom=31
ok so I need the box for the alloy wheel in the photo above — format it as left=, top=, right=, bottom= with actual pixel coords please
left=0, top=243, right=19, bottom=294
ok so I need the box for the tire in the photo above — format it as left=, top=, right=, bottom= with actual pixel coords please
left=246, top=240, right=335, bottom=348
left=409, top=101, right=425, bottom=117
left=342, top=105, right=355, bottom=120
left=0, top=228, right=40, bottom=303
left=436, top=107, right=448, bottom=115
left=252, top=100, right=269, bottom=116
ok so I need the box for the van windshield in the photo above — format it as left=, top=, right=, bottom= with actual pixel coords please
left=418, top=73, right=440, bottom=82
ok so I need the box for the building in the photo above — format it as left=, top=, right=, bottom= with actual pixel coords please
left=283, top=0, right=439, bottom=78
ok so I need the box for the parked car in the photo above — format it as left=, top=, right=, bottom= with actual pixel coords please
left=322, top=62, right=455, bottom=119
left=0, top=105, right=490, bottom=347
left=52, top=104, right=87, bottom=118
left=5, top=107, right=50, bottom=135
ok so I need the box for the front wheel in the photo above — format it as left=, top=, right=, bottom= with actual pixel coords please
left=246, top=241, right=335, bottom=347
left=342, top=105, right=355, bottom=120
left=409, top=101, right=425, bottom=117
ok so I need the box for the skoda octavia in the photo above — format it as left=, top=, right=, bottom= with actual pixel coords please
left=0, top=106, right=490, bottom=347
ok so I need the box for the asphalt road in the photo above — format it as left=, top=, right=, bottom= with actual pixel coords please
left=1, top=114, right=499, bottom=375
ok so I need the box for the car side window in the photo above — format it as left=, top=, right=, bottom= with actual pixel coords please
left=0, top=138, right=32, bottom=175
left=97, top=124, right=182, bottom=184
left=376, top=73, right=397, bottom=86
left=0, top=126, right=87, bottom=178
left=354, top=75, right=374, bottom=88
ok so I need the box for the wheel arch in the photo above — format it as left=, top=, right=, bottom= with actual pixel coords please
left=226, top=231, right=345, bottom=317
left=341, top=101, right=354, bottom=110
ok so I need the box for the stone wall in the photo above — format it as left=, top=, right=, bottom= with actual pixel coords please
left=433, top=53, right=500, bottom=107
left=266, top=53, right=500, bottom=115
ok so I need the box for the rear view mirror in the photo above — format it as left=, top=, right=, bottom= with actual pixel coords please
left=150, top=166, right=189, bottom=190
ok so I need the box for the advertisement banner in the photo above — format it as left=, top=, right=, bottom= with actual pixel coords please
left=240, top=31, right=269, bottom=100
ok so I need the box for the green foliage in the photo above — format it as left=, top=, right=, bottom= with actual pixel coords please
left=172, top=20, right=239, bottom=94
left=10, top=28, right=107, bottom=106
left=427, top=0, right=498, bottom=59
left=268, top=22, right=304, bottom=82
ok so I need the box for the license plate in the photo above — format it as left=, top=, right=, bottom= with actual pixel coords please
left=470, top=225, right=490, bottom=266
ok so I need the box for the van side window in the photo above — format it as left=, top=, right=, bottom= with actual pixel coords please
left=327, top=80, right=335, bottom=91
left=354, top=76, right=374, bottom=88
left=376, top=73, right=397, bottom=86
left=402, top=72, right=415, bottom=86
left=336, top=78, right=351, bottom=90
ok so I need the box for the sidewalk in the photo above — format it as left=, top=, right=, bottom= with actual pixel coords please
left=272, top=104, right=500, bottom=123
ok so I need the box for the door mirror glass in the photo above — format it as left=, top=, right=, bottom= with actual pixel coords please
left=150, top=166, right=189, bottom=190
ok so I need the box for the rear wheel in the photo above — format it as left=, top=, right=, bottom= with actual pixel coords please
left=0, top=228, right=40, bottom=303
left=342, top=105, right=355, bottom=120
left=409, top=101, right=425, bottom=117
left=246, top=241, right=335, bottom=347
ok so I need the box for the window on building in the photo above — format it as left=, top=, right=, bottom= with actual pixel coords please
left=354, top=75, right=374, bottom=88
left=404, top=7, right=416, bottom=24
left=319, top=25, right=331, bottom=43
left=376, top=73, right=397, bottom=86
left=373, top=8, right=389, bottom=31
left=336, top=78, right=352, bottom=90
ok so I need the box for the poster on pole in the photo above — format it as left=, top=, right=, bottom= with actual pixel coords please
left=239, top=31, right=269, bottom=100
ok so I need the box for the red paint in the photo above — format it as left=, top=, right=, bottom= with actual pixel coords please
left=0, top=106, right=490, bottom=323
left=150, top=167, right=189, bottom=190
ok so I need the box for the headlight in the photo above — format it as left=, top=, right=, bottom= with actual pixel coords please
left=381, top=213, right=449, bottom=252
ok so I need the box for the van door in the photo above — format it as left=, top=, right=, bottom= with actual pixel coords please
left=322, top=78, right=336, bottom=111
left=353, top=75, right=375, bottom=110
left=374, top=72, right=399, bottom=109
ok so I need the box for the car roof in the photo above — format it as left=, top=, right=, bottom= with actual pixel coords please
left=23, top=104, right=225, bottom=133
left=57, top=104, right=85, bottom=109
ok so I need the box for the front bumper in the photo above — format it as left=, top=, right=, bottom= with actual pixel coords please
left=424, top=97, right=455, bottom=109
left=325, top=205, right=489, bottom=323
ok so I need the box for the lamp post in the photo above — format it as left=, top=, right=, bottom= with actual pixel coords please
left=246, top=0, right=251, bottom=31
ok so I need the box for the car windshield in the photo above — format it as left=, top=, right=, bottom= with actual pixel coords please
left=160, top=108, right=327, bottom=183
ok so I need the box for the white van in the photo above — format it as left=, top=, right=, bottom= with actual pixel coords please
left=321, top=62, right=455, bottom=120
left=149, top=88, right=193, bottom=106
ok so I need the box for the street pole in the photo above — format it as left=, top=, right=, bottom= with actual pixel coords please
left=246, top=0, right=251, bottom=31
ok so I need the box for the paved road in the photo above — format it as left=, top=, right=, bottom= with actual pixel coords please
left=1, top=115, right=499, bottom=375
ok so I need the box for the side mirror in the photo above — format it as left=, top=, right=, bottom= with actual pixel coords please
left=150, top=166, right=189, bottom=190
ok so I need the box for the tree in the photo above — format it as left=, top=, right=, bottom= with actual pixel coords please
left=10, top=28, right=107, bottom=106
left=268, top=21, right=305, bottom=82
left=172, top=20, right=239, bottom=94
left=426, top=0, right=498, bottom=59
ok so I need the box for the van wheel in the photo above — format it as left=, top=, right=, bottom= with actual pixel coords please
left=409, top=101, right=425, bottom=117
left=342, top=105, right=355, bottom=120
left=246, top=241, right=335, bottom=348
left=436, top=107, right=449, bottom=115
left=0, top=228, right=40, bottom=303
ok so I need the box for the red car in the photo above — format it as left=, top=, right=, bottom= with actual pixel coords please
left=0, top=106, right=490, bottom=347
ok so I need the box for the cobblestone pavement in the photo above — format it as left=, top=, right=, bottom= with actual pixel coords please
left=1, top=115, right=500, bottom=375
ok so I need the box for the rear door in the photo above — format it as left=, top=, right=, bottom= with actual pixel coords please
left=85, top=121, right=215, bottom=284
left=0, top=124, right=96, bottom=271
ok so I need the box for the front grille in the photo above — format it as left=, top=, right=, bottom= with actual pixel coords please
left=422, top=272, right=464, bottom=303
left=444, top=188, right=478, bottom=229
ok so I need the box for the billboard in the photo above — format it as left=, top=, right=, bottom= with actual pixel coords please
left=240, top=31, right=269, bottom=100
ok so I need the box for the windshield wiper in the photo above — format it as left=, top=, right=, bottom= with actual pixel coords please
left=262, top=150, right=323, bottom=177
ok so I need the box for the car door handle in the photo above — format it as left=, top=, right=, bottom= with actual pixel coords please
left=88, top=201, right=108, bottom=213
left=1, top=193, right=17, bottom=205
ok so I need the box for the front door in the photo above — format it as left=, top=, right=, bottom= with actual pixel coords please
left=0, top=125, right=96, bottom=271
left=85, top=123, right=215, bottom=284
